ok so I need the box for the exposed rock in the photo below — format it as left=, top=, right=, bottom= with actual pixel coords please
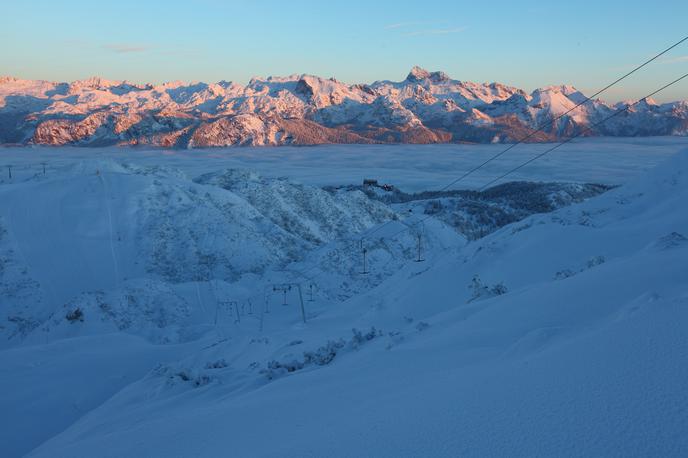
left=1, top=66, right=686, bottom=148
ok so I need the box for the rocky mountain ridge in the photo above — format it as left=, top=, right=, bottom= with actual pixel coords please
left=1, top=67, right=686, bottom=147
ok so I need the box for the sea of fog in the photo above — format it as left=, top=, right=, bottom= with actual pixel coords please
left=2, top=136, right=687, bottom=191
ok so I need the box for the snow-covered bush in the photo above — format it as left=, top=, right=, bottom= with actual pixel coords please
left=468, top=275, right=508, bottom=303
left=174, top=370, right=211, bottom=388
left=555, top=255, right=606, bottom=280
left=554, top=269, right=575, bottom=280
left=205, top=359, right=228, bottom=369
left=653, top=231, right=688, bottom=250
left=350, top=327, right=381, bottom=349
left=586, top=255, right=606, bottom=269
left=416, top=321, right=430, bottom=331
left=261, top=328, right=381, bottom=380
left=153, top=364, right=215, bottom=389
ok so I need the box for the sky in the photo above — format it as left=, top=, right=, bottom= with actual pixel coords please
left=1, top=0, right=687, bottom=102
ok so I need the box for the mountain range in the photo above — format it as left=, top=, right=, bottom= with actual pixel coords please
left=1, top=66, right=687, bottom=148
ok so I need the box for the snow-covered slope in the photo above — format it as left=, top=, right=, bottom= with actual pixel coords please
left=1, top=69, right=686, bottom=147
left=0, top=146, right=686, bottom=456
left=0, top=161, right=396, bottom=349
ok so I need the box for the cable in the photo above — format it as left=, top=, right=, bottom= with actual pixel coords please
left=436, top=34, right=688, bottom=193
left=278, top=65, right=686, bottom=308
left=282, top=36, right=688, bottom=285
left=347, top=35, right=688, bottom=242
left=381, top=71, right=688, bottom=242
left=478, top=71, right=688, bottom=190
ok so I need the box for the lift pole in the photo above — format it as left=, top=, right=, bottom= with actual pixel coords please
left=415, top=234, right=425, bottom=262
left=296, top=284, right=306, bottom=323
left=215, top=300, right=240, bottom=325
left=233, top=301, right=240, bottom=323
left=270, top=283, right=308, bottom=323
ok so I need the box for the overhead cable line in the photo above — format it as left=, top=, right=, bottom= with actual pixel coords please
left=382, top=71, right=688, bottom=242
left=435, top=34, right=688, bottom=193
left=287, top=36, right=688, bottom=284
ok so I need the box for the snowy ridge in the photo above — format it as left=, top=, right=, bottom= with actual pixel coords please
left=0, top=146, right=686, bottom=456
left=1, top=68, right=687, bottom=147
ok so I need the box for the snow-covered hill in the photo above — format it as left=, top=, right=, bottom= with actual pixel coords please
left=0, top=145, right=687, bottom=456
left=1, top=68, right=686, bottom=147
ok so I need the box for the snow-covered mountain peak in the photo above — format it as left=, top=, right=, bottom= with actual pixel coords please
left=406, top=66, right=452, bottom=83
left=538, top=84, right=580, bottom=95
left=638, top=96, right=660, bottom=107
left=406, top=66, right=431, bottom=81
left=1, top=69, right=686, bottom=147
left=69, top=76, right=123, bottom=91
left=0, top=76, right=20, bottom=84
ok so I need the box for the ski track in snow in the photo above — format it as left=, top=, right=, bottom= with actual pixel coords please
left=98, top=173, right=120, bottom=286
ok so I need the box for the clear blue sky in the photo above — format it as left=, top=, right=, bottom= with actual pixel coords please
left=2, top=0, right=687, bottom=102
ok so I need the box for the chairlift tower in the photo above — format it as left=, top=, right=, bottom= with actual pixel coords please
left=215, top=300, right=240, bottom=325
left=270, top=282, right=307, bottom=323
left=273, top=284, right=292, bottom=306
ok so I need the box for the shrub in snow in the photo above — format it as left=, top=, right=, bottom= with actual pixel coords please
left=65, top=308, right=84, bottom=323
left=261, top=328, right=381, bottom=380
left=45, top=280, right=192, bottom=343
left=156, top=364, right=214, bottom=389
left=586, top=255, right=606, bottom=269
left=205, top=359, right=228, bottom=369
left=303, top=339, right=345, bottom=366
left=491, top=283, right=508, bottom=296
left=176, top=371, right=192, bottom=382
left=385, top=330, right=405, bottom=350
left=555, top=269, right=575, bottom=280
left=6, top=315, right=41, bottom=339
left=416, top=321, right=430, bottom=331
left=175, top=370, right=211, bottom=387
left=654, top=231, right=688, bottom=250
left=468, top=275, right=508, bottom=303
left=350, top=327, right=381, bottom=349
left=555, top=255, right=607, bottom=280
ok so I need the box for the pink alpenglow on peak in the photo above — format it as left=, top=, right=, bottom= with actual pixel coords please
left=0, top=67, right=687, bottom=147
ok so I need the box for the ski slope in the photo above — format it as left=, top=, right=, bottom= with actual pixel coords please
left=0, top=141, right=687, bottom=457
